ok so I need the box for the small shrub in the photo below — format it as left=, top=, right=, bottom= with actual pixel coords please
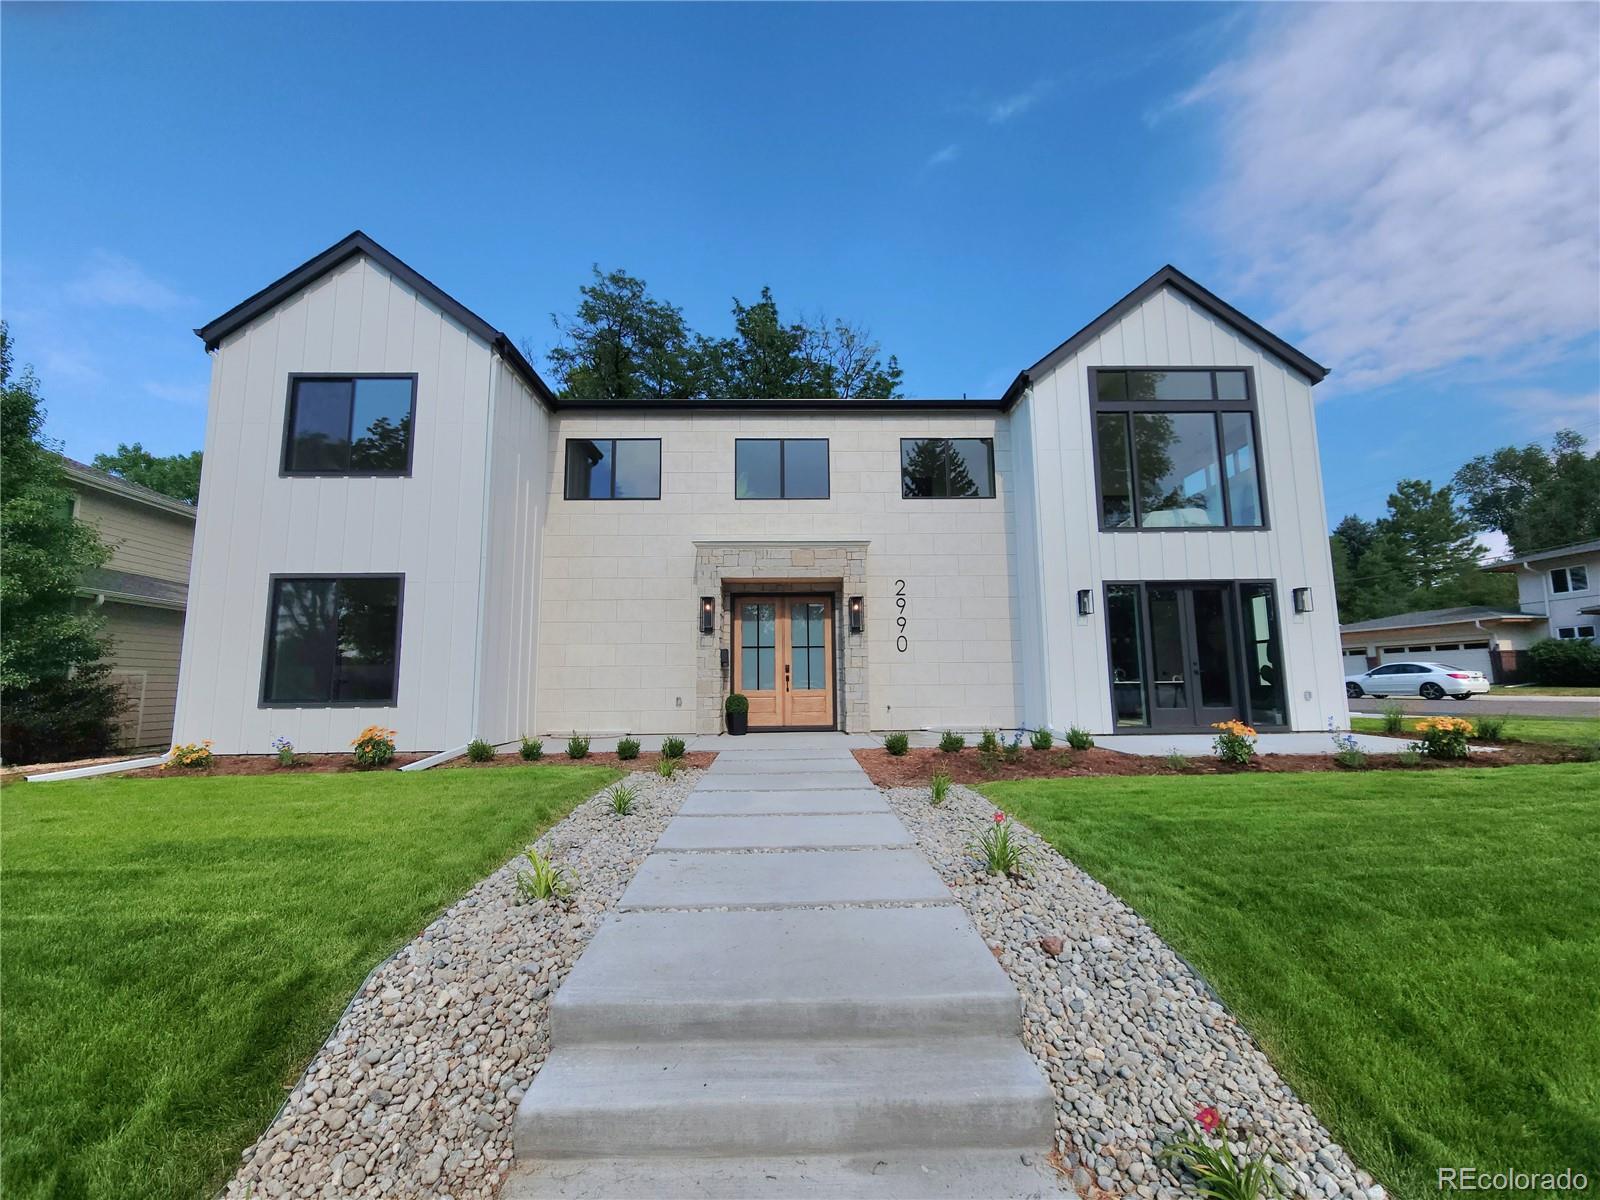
left=977, top=744, right=1000, bottom=775
left=1211, top=720, right=1257, bottom=766
left=608, top=781, right=637, bottom=815
left=616, top=737, right=640, bottom=761
left=1329, top=723, right=1367, bottom=770
left=519, top=736, right=543, bottom=761
left=1527, top=636, right=1600, bottom=686
left=1576, top=740, right=1600, bottom=763
left=1159, top=1107, right=1283, bottom=1200
left=1001, top=731, right=1024, bottom=763
left=939, top=730, right=966, bottom=753
left=973, top=811, right=1028, bottom=878
left=661, top=736, right=686, bottom=760
left=163, top=740, right=214, bottom=771
left=271, top=736, right=295, bottom=768
left=884, top=731, right=910, bottom=756
left=978, top=728, right=1000, bottom=753
left=1164, top=750, right=1189, bottom=772
left=566, top=732, right=590, bottom=759
left=725, top=692, right=749, bottom=716
left=1411, top=715, right=1471, bottom=760
left=1379, top=700, right=1407, bottom=735
left=930, top=771, right=952, bottom=805
left=1029, top=728, right=1053, bottom=750
left=1065, top=726, right=1095, bottom=751
left=1473, top=713, right=1508, bottom=742
left=515, top=845, right=573, bottom=904
left=466, top=738, right=495, bottom=763
left=351, top=726, right=396, bottom=768
left=1397, top=748, right=1423, bottom=767
left=656, top=756, right=679, bottom=778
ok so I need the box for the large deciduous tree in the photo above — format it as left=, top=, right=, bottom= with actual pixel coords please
left=90, top=443, right=202, bottom=505
left=1451, top=429, right=1600, bottom=556
left=1, top=325, right=124, bottom=763
left=543, top=268, right=699, bottom=400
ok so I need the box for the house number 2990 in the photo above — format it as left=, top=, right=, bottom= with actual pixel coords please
left=894, top=579, right=908, bottom=652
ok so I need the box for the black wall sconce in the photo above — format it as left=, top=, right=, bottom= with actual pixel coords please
left=1077, top=589, right=1094, bottom=616
left=700, top=596, right=716, bottom=634
left=848, top=595, right=864, bottom=634
left=1292, top=587, right=1314, bottom=614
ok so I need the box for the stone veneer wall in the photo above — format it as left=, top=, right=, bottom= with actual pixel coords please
left=695, top=541, right=869, bottom=734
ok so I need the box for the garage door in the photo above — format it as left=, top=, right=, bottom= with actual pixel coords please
left=1377, top=642, right=1493, bottom=677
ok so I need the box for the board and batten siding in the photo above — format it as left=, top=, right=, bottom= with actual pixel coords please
left=73, top=490, right=194, bottom=583
left=1016, top=284, right=1347, bottom=732
left=173, top=255, right=502, bottom=754
left=536, top=411, right=1023, bottom=735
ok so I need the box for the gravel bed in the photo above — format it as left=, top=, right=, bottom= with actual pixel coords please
left=885, top=784, right=1387, bottom=1200
left=224, top=768, right=700, bottom=1200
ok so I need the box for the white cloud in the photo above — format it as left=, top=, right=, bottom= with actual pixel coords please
left=1492, top=387, right=1600, bottom=438
left=1181, top=4, right=1599, bottom=390
left=65, top=251, right=189, bottom=311
left=985, top=80, right=1052, bottom=124
left=925, top=143, right=961, bottom=168
left=1476, top=529, right=1511, bottom=563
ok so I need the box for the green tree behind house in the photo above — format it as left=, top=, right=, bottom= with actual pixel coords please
left=1451, top=428, right=1600, bottom=556
left=90, top=442, right=202, bottom=505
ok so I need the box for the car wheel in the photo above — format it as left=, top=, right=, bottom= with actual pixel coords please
left=1346, top=683, right=1364, bottom=699
left=1451, top=693, right=1472, bottom=701
left=1419, top=683, right=1445, bottom=700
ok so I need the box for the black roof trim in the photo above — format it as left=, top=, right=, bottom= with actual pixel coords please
left=194, top=231, right=557, bottom=407
left=549, top=396, right=1008, bottom=414
left=1000, top=265, right=1330, bottom=406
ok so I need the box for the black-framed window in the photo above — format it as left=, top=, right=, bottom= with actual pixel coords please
left=564, top=438, right=662, bottom=500
left=262, top=575, right=403, bottom=705
left=734, top=438, right=829, bottom=499
left=900, top=438, right=996, bottom=498
left=283, top=375, right=416, bottom=475
left=1092, top=368, right=1265, bottom=530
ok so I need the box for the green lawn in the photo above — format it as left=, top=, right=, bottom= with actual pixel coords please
left=1350, top=713, right=1600, bottom=745
left=981, top=766, right=1600, bottom=1200
left=1, top=765, right=618, bottom=1200
left=1488, top=685, right=1600, bottom=697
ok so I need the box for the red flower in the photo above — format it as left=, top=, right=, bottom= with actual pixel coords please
left=993, top=811, right=1006, bottom=823
left=1196, top=1106, right=1221, bottom=1133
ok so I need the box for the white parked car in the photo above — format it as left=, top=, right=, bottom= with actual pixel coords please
left=1344, top=661, right=1491, bottom=701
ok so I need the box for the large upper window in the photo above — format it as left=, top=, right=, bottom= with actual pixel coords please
left=1092, top=368, right=1264, bottom=530
left=564, top=438, right=661, bottom=500
left=262, top=576, right=402, bottom=705
left=1551, top=565, right=1589, bottom=593
left=283, top=376, right=415, bottom=475
left=735, top=439, right=829, bottom=499
left=900, top=438, right=995, bottom=498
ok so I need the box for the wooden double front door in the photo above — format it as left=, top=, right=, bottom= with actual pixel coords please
left=732, top=595, right=835, bottom=729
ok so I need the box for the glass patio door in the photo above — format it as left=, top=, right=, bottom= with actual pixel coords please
left=1124, top=583, right=1242, bottom=731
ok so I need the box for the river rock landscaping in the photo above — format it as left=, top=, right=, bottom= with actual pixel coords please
left=883, top=782, right=1386, bottom=1200
left=222, top=766, right=700, bottom=1200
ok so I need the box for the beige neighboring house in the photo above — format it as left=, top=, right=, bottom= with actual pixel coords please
left=63, top=458, right=196, bottom=750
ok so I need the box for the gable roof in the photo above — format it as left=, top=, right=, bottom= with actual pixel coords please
left=61, top=456, right=197, bottom=519
left=999, top=265, right=1330, bottom=407
left=1339, top=605, right=1534, bottom=635
left=1485, top=537, right=1600, bottom=570
left=194, top=231, right=557, bottom=407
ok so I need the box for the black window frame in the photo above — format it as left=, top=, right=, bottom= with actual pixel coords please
left=1089, top=367, right=1269, bottom=532
left=733, top=438, right=831, bottom=500
left=899, top=437, right=997, bottom=499
left=259, top=573, right=405, bottom=708
left=281, top=373, right=418, bottom=478
left=561, top=437, right=663, bottom=501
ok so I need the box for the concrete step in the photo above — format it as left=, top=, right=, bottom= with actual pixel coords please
left=504, top=1149, right=1067, bottom=1198
left=680, top=789, right=888, bottom=815
left=551, top=907, right=1014, bottom=1043
left=697, top=771, right=871, bottom=791
left=618, top=849, right=950, bottom=910
left=513, top=1037, right=1056, bottom=1160
left=654, top=813, right=912, bottom=851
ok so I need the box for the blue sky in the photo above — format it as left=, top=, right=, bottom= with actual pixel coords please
left=3, top=2, right=1596, bottom=536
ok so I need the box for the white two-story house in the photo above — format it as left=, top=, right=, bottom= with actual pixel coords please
left=173, top=232, right=1345, bottom=753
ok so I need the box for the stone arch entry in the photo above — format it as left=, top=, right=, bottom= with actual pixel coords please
left=694, top=541, right=869, bottom=735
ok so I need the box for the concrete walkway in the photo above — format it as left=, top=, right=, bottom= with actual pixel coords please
left=508, top=733, right=1060, bottom=1199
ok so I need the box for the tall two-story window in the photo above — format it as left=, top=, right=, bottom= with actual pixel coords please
left=1551, top=566, right=1589, bottom=593
left=735, top=439, right=829, bottom=499
left=283, top=375, right=416, bottom=475
left=564, top=438, right=662, bottom=500
left=900, top=438, right=996, bottom=498
left=1092, top=368, right=1264, bottom=529
left=262, top=575, right=403, bottom=705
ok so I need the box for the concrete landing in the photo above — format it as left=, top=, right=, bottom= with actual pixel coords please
left=510, top=733, right=1062, bottom=1198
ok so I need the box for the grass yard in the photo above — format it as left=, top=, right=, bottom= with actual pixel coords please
left=1488, top=685, right=1600, bottom=697
left=981, top=766, right=1600, bottom=1200
left=1350, top=713, right=1600, bottom=746
left=1, top=765, right=618, bottom=1200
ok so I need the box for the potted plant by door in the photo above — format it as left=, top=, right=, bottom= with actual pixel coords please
left=725, top=692, right=750, bottom=736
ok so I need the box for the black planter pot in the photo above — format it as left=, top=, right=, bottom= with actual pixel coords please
left=726, top=711, right=749, bottom=736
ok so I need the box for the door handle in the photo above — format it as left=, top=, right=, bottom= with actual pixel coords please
left=784, top=663, right=791, bottom=691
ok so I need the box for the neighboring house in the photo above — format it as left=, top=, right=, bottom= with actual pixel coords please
left=62, top=457, right=196, bottom=749
left=1489, top=538, right=1600, bottom=646
left=1337, top=606, right=1540, bottom=683
left=173, top=231, right=1346, bottom=753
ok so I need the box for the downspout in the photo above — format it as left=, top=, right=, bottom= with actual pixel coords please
left=468, top=356, right=502, bottom=745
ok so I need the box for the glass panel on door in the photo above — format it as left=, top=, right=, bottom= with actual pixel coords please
left=1106, top=585, right=1148, bottom=726
left=1148, top=587, right=1188, bottom=714
left=740, top=603, right=775, bottom=691
left=1191, top=587, right=1234, bottom=711
left=790, top=602, right=826, bottom=690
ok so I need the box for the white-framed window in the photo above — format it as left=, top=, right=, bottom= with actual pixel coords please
left=1556, top=625, right=1597, bottom=640
left=1550, top=565, right=1590, bottom=593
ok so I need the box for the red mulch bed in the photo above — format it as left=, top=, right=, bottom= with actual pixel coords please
left=852, top=742, right=1586, bottom=788
left=117, top=749, right=715, bottom=780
